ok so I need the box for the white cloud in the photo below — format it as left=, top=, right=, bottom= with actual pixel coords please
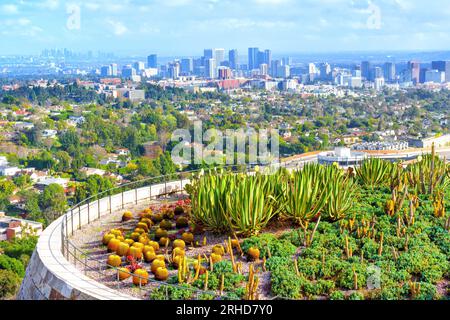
left=1, top=4, right=19, bottom=14
left=161, top=0, right=192, bottom=7
left=106, top=19, right=128, bottom=36
left=253, top=0, right=291, bottom=4
left=194, top=18, right=296, bottom=30
left=40, top=0, right=59, bottom=10
left=84, top=2, right=100, bottom=11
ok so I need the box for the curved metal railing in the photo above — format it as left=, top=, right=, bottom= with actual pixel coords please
left=60, top=164, right=272, bottom=300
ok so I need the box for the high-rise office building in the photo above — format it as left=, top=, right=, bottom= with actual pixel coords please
left=282, top=57, right=292, bottom=66
left=383, top=62, right=396, bottom=82
left=229, top=49, right=239, bottom=70
left=214, top=49, right=225, bottom=66
left=248, top=47, right=259, bottom=70
left=319, top=63, right=331, bottom=80
left=431, top=61, right=450, bottom=82
left=110, top=63, right=118, bottom=76
left=204, top=49, right=213, bottom=60
left=180, top=58, right=193, bottom=75
left=260, top=63, right=268, bottom=76
left=257, top=51, right=265, bottom=67
left=371, top=66, right=383, bottom=80
left=206, top=58, right=216, bottom=79
left=271, top=60, right=282, bottom=78
left=264, top=49, right=272, bottom=66
left=168, top=61, right=180, bottom=79
left=279, top=65, right=290, bottom=78
left=218, top=67, right=232, bottom=80
left=408, top=61, right=420, bottom=84
left=122, top=65, right=136, bottom=78
left=147, top=54, right=157, bottom=68
left=101, top=65, right=112, bottom=77
left=361, top=61, right=371, bottom=80
left=134, top=61, right=145, bottom=72
left=425, top=69, right=445, bottom=83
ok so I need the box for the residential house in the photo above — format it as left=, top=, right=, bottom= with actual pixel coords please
left=0, top=213, right=43, bottom=240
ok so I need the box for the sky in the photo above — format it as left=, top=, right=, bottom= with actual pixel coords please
left=1, top=0, right=450, bottom=56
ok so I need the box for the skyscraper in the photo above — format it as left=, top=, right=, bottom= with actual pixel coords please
left=383, top=62, right=396, bottom=82
left=248, top=47, right=259, bottom=70
left=271, top=60, right=282, bottom=78
left=431, top=61, right=450, bottom=82
left=147, top=54, right=157, bottom=68
left=204, top=49, right=213, bottom=60
left=206, top=58, right=216, bottom=79
left=260, top=64, right=268, bottom=76
left=110, top=63, right=118, bottom=77
left=134, top=61, right=145, bottom=72
left=168, top=61, right=180, bottom=79
left=122, top=65, right=136, bottom=78
left=100, top=65, right=112, bottom=77
left=218, top=67, right=232, bottom=80
left=408, top=61, right=420, bottom=84
left=282, top=57, right=292, bottom=66
left=229, top=49, right=239, bottom=70
left=361, top=61, right=371, bottom=80
left=371, top=66, right=383, bottom=80
left=264, top=49, right=272, bottom=66
left=214, top=49, right=225, bottom=66
left=181, top=58, right=193, bottom=75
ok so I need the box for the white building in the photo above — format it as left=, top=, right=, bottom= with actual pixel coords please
left=425, top=70, right=445, bottom=83
left=0, top=166, right=20, bottom=176
left=318, top=147, right=367, bottom=167
left=0, top=156, right=7, bottom=167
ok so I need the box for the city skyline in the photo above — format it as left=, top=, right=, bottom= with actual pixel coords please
left=2, top=0, right=450, bottom=55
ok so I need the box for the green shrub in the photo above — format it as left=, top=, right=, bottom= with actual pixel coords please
left=270, top=266, right=302, bottom=299
left=348, top=292, right=365, bottom=300
left=0, top=269, right=21, bottom=299
left=242, top=234, right=296, bottom=258
left=149, top=284, right=194, bottom=300
left=0, top=255, right=25, bottom=277
left=329, top=290, right=345, bottom=300
left=265, top=256, right=292, bottom=271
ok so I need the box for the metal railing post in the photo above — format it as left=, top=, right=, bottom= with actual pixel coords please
left=87, top=202, right=90, bottom=224
left=109, top=195, right=112, bottom=214
left=61, top=218, right=65, bottom=257
left=71, top=209, right=74, bottom=235
left=78, top=206, right=81, bottom=230
left=135, top=188, right=138, bottom=205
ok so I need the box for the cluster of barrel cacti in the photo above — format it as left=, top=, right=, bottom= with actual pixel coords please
left=101, top=199, right=193, bottom=286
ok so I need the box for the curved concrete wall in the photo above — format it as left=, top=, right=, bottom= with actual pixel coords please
left=18, top=179, right=190, bottom=300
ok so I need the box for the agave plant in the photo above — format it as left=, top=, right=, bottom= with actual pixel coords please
left=355, top=158, right=392, bottom=189
left=188, top=170, right=233, bottom=232
left=225, top=176, right=279, bottom=236
left=407, top=144, right=449, bottom=195
left=283, top=163, right=329, bottom=227
left=321, top=166, right=356, bottom=221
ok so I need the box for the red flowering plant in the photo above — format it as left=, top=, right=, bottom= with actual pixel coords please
left=125, top=255, right=143, bottom=272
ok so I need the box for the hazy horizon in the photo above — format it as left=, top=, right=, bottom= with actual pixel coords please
left=1, top=0, right=450, bottom=56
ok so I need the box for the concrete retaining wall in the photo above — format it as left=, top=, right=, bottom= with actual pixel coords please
left=17, top=179, right=190, bottom=300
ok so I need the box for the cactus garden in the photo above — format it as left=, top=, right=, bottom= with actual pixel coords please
left=77, top=147, right=449, bottom=300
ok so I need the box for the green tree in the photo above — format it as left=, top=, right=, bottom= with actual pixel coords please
left=0, top=269, right=21, bottom=299
left=39, top=184, right=67, bottom=224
